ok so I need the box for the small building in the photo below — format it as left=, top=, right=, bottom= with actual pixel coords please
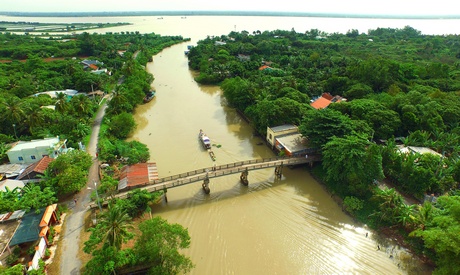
left=0, top=163, right=28, bottom=180
left=266, top=124, right=298, bottom=148
left=7, top=204, right=59, bottom=271
left=397, top=145, right=442, bottom=157
left=267, top=125, right=315, bottom=157
left=310, top=92, right=346, bottom=110
left=33, top=89, right=78, bottom=99
left=118, top=163, right=159, bottom=190
left=17, top=156, right=54, bottom=183
left=7, top=137, right=67, bottom=164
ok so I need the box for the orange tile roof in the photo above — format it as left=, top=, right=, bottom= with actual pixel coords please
left=40, top=203, right=57, bottom=227
left=259, top=65, right=271, bottom=70
left=310, top=97, right=332, bottom=109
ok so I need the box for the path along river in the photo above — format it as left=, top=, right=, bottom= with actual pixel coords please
left=125, top=17, right=442, bottom=274
left=2, top=14, right=448, bottom=274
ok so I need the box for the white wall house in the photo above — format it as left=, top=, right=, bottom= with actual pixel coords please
left=266, top=125, right=299, bottom=148
left=7, top=137, right=67, bottom=164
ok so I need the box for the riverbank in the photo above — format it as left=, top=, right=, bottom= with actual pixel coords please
left=307, top=165, right=435, bottom=273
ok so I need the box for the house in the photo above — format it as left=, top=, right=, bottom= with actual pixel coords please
left=266, top=124, right=298, bottom=148
left=7, top=137, right=67, bottom=164
left=266, top=125, right=315, bottom=156
left=118, top=163, right=159, bottom=190
left=33, top=89, right=78, bottom=99
left=0, top=210, right=25, bottom=263
left=397, top=145, right=442, bottom=157
left=6, top=204, right=59, bottom=271
left=310, top=92, right=346, bottom=110
left=0, top=163, right=28, bottom=180
left=81, top=59, right=104, bottom=70
left=259, top=65, right=272, bottom=71
left=17, top=156, right=54, bottom=183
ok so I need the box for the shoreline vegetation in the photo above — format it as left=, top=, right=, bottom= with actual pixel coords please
left=1, top=11, right=460, bottom=20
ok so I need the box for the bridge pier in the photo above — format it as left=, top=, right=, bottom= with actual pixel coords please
left=240, top=167, right=249, bottom=186
left=202, top=174, right=210, bottom=194
left=163, top=187, right=168, bottom=203
left=274, top=163, right=283, bottom=179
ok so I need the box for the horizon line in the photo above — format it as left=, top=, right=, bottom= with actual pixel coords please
left=1, top=10, right=459, bottom=20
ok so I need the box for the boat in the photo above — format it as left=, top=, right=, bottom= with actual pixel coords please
left=143, top=90, right=155, bottom=103
left=199, top=130, right=212, bottom=150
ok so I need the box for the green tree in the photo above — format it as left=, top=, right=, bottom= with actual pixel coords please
left=411, top=196, right=460, bottom=275
left=372, top=188, right=404, bottom=224
left=20, top=185, right=57, bottom=213
left=55, top=92, right=68, bottom=113
left=84, top=203, right=134, bottom=253
left=133, top=217, right=194, bottom=275
left=299, top=108, right=371, bottom=149
left=107, top=112, right=136, bottom=139
left=322, top=135, right=383, bottom=197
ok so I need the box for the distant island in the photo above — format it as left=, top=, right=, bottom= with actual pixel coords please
left=1, top=10, right=459, bottom=19
left=0, top=21, right=130, bottom=33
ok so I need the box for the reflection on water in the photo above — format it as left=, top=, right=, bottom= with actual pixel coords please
left=129, top=41, right=431, bottom=274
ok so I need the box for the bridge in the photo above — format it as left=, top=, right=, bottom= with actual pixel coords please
left=88, top=154, right=320, bottom=209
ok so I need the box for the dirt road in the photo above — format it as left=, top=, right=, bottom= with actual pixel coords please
left=59, top=99, right=108, bottom=274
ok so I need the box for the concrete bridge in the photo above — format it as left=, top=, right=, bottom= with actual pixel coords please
left=88, top=154, right=320, bottom=209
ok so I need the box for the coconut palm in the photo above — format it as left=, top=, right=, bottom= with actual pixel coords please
left=98, top=203, right=134, bottom=250
left=55, top=92, right=68, bottom=113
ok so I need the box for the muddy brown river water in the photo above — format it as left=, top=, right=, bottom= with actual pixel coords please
left=129, top=41, right=431, bottom=274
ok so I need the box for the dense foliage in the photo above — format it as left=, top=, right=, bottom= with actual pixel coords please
left=84, top=200, right=193, bottom=275
left=188, top=27, right=460, bottom=273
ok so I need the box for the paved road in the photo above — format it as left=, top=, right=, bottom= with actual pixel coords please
left=59, top=99, right=108, bottom=274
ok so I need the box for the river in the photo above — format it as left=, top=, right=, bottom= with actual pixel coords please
left=126, top=18, right=436, bottom=274
left=3, top=14, right=443, bottom=274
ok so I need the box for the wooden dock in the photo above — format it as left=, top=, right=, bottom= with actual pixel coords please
left=88, top=155, right=320, bottom=209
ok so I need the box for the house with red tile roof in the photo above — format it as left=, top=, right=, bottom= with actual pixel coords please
left=118, top=163, right=159, bottom=190
left=17, top=156, right=54, bottom=182
left=310, top=93, right=346, bottom=110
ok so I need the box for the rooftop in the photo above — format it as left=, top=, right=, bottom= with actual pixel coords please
left=9, top=137, right=61, bottom=152
left=17, top=156, right=54, bottom=180
left=269, top=124, right=298, bottom=133
left=118, top=163, right=159, bottom=190
left=276, top=133, right=309, bottom=154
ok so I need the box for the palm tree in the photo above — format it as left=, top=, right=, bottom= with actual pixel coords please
left=396, top=203, right=416, bottom=229
left=1, top=96, right=26, bottom=124
left=55, top=92, right=68, bottom=113
left=71, top=94, right=92, bottom=117
left=99, top=203, right=133, bottom=250
left=373, top=188, right=404, bottom=223
left=413, top=202, right=433, bottom=231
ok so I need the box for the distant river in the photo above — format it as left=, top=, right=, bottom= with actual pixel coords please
left=2, top=14, right=444, bottom=274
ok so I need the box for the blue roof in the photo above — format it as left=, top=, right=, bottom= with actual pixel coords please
left=9, top=208, right=45, bottom=247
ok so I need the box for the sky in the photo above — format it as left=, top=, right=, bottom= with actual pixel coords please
left=0, top=0, right=458, bottom=16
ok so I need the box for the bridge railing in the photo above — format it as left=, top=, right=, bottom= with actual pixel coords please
left=147, top=156, right=300, bottom=185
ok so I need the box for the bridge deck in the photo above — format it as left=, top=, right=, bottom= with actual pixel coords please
left=88, top=155, right=320, bottom=209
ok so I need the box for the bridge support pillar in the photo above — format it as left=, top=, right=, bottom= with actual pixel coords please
left=163, top=187, right=168, bottom=203
left=202, top=174, right=210, bottom=194
left=275, top=163, right=283, bottom=179
left=240, top=167, right=249, bottom=186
